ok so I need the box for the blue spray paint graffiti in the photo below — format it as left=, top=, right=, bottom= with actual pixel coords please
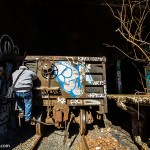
left=85, top=64, right=93, bottom=84
left=55, top=61, right=93, bottom=98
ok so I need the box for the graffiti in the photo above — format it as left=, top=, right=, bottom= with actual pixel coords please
left=117, top=70, right=122, bottom=93
left=78, top=57, right=105, bottom=62
left=145, top=67, right=150, bottom=91
left=55, top=61, right=85, bottom=98
left=87, top=93, right=106, bottom=98
left=0, top=67, right=5, bottom=95
left=0, top=97, right=11, bottom=140
left=90, top=57, right=105, bottom=62
left=0, top=63, right=13, bottom=128
left=84, top=99, right=101, bottom=105
left=57, top=97, right=66, bottom=104
left=0, top=87, right=11, bottom=142
left=85, top=64, right=93, bottom=84
left=54, top=60, right=106, bottom=98
left=51, top=89, right=61, bottom=94
left=70, top=99, right=82, bottom=105
left=70, top=99, right=101, bottom=105
left=66, top=56, right=106, bottom=63
left=66, top=57, right=79, bottom=65
left=116, top=60, right=122, bottom=94
left=0, top=34, right=19, bottom=54
left=93, top=81, right=105, bottom=85
left=0, top=34, right=20, bottom=138
left=78, top=57, right=90, bottom=62
left=0, top=99, right=11, bottom=126
left=103, top=84, right=107, bottom=95
left=0, top=34, right=19, bottom=60
left=0, top=63, right=13, bottom=96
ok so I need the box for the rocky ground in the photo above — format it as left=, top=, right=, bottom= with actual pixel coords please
left=3, top=115, right=146, bottom=150
left=2, top=101, right=150, bottom=150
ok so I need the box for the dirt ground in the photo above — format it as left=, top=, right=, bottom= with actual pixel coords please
left=5, top=114, right=150, bottom=150
left=75, top=114, right=149, bottom=150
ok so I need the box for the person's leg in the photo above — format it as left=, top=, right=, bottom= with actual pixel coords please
left=23, top=91, right=32, bottom=121
left=15, top=92, right=24, bottom=112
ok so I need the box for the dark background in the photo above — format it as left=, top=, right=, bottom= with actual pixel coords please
left=0, top=0, right=148, bottom=94
left=0, top=1, right=119, bottom=55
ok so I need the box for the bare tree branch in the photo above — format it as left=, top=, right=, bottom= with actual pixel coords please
left=106, top=0, right=150, bottom=62
left=103, top=43, right=147, bottom=62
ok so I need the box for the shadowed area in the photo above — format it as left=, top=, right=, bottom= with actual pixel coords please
left=0, top=0, right=149, bottom=93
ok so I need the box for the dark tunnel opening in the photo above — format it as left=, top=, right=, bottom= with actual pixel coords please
left=1, top=1, right=150, bottom=147
left=0, top=0, right=149, bottom=94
